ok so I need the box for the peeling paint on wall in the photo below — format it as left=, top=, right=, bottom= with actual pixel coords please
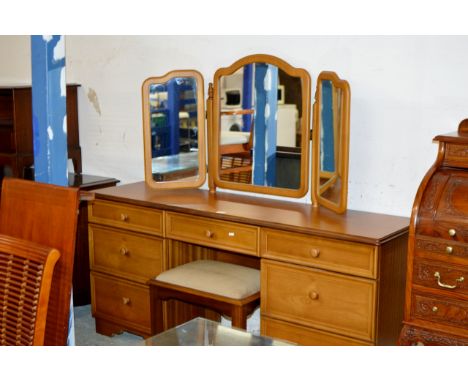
left=87, top=87, right=102, bottom=116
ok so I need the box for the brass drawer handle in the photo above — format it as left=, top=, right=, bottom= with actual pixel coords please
left=434, top=271, right=465, bottom=289
left=205, top=230, right=214, bottom=238
left=228, top=232, right=235, bottom=237
left=432, top=306, right=438, bottom=313
left=309, top=248, right=320, bottom=258
left=120, top=247, right=129, bottom=256
left=122, top=297, right=131, bottom=305
left=308, top=291, right=319, bottom=300
left=448, top=229, right=457, bottom=237
left=120, top=213, right=129, bottom=222
left=446, top=246, right=453, bottom=254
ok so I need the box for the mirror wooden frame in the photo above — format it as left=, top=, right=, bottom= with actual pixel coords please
left=210, top=54, right=311, bottom=198
left=312, top=71, right=350, bottom=213
left=142, top=70, right=206, bottom=189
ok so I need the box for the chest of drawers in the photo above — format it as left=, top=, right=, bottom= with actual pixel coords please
left=88, top=183, right=408, bottom=344
left=399, top=120, right=468, bottom=345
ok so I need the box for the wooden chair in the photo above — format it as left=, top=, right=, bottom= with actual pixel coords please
left=219, top=109, right=255, bottom=183
left=0, top=178, right=80, bottom=345
left=0, top=234, right=60, bottom=345
left=148, top=260, right=260, bottom=335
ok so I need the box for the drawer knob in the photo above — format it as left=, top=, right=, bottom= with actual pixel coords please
left=308, top=291, right=319, bottom=300
left=309, top=248, right=320, bottom=258
left=432, top=306, right=439, bottom=313
left=120, top=247, right=129, bottom=256
left=448, top=229, right=457, bottom=237
left=122, top=297, right=131, bottom=305
left=205, top=230, right=214, bottom=238
left=120, top=213, right=129, bottom=222
left=228, top=232, right=235, bottom=237
left=446, top=246, right=454, bottom=254
left=434, top=271, right=465, bottom=289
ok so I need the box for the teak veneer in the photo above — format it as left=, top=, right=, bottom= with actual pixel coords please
left=88, top=181, right=409, bottom=345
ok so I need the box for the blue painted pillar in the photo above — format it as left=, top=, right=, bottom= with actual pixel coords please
left=167, top=79, right=180, bottom=156
left=321, top=80, right=335, bottom=172
left=31, top=35, right=73, bottom=345
left=31, top=35, right=68, bottom=186
left=253, top=64, right=278, bottom=186
left=242, top=64, right=253, bottom=132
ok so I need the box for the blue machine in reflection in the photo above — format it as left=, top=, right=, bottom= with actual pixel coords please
left=149, top=77, right=198, bottom=158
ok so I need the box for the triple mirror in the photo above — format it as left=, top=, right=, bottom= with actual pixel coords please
left=141, top=54, right=350, bottom=213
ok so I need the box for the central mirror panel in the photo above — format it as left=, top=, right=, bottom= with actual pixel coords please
left=142, top=70, right=206, bottom=189
left=212, top=55, right=311, bottom=198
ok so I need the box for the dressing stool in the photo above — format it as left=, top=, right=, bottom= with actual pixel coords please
left=148, top=260, right=260, bottom=335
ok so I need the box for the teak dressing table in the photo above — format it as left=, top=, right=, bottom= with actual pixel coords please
left=88, top=54, right=409, bottom=345
left=88, top=183, right=408, bottom=345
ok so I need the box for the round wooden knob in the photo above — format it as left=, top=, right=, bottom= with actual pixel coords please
left=446, top=246, right=454, bottom=254
left=122, top=297, right=130, bottom=305
left=205, top=230, right=213, bottom=238
left=448, top=229, right=457, bottom=237
left=309, top=248, right=320, bottom=258
left=309, top=291, right=319, bottom=300
left=120, top=213, right=129, bottom=222
left=120, top=247, right=129, bottom=256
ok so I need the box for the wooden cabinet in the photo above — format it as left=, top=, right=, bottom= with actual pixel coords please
left=0, top=84, right=82, bottom=180
left=261, top=228, right=408, bottom=345
left=89, top=199, right=165, bottom=337
left=89, top=183, right=408, bottom=344
left=399, top=121, right=468, bottom=345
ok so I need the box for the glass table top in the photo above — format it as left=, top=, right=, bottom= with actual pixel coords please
left=144, top=317, right=295, bottom=346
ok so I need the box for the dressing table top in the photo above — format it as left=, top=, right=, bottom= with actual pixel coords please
left=93, top=181, right=408, bottom=245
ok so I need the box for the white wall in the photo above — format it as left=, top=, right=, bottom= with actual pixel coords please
left=1, top=35, right=467, bottom=218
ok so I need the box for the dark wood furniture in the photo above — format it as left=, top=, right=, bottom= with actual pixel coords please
left=69, top=173, right=119, bottom=306
left=0, top=234, right=60, bottom=345
left=0, top=84, right=82, bottom=180
left=88, top=182, right=409, bottom=345
left=0, top=178, right=79, bottom=345
left=399, top=120, right=468, bottom=345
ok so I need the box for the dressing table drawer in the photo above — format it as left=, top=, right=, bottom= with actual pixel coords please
left=89, top=225, right=164, bottom=283
left=261, top=228, right=376, bottom=278
left=261, top=259, right=376, bottom=342
left=261, top=316, right=371, bottom=346
left=91, top=272, right=151, bottom=335
left=166, top=212, right=259, bottom=256
left=89, top=200, right=163, bottom=236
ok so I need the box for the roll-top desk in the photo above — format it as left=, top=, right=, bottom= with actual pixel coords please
left=88, top=182, right=408, bottom=345
left=399, top=121, right=468, bottom=345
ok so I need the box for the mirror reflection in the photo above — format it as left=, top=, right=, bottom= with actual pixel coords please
left=313, top=71, right=350, bottom=213
left=318, top=79, right=342, bottom=203
left=218, top=64, right=303, bottom=190
left=149, top=77, right=199, bottom=182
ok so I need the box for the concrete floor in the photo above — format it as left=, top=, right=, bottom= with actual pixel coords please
left=73, top=305, right=260, bottom=346
left=73, top=305, right=143, bottom=346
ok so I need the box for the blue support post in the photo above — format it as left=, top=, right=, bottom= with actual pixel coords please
left=31, top=35, right=68, bottom=186
left=321, top=80, right=335, bottom=172
left=253, top=64, right=278, bottom=186
left=242, top=64, right=253, bottom=132
left=167, top=79, right=180, bottom=155
left=31, top=35, right=73, bottom=345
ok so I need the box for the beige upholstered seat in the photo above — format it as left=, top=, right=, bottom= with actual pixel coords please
left=148, top=260, right=260, bottom=335
left=155, top=260, right=260, bottom=300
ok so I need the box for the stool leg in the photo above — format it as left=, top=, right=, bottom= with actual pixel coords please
left=231, top=306, right=247, bottom=330
left=150, top=287, right=165, bottom=335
